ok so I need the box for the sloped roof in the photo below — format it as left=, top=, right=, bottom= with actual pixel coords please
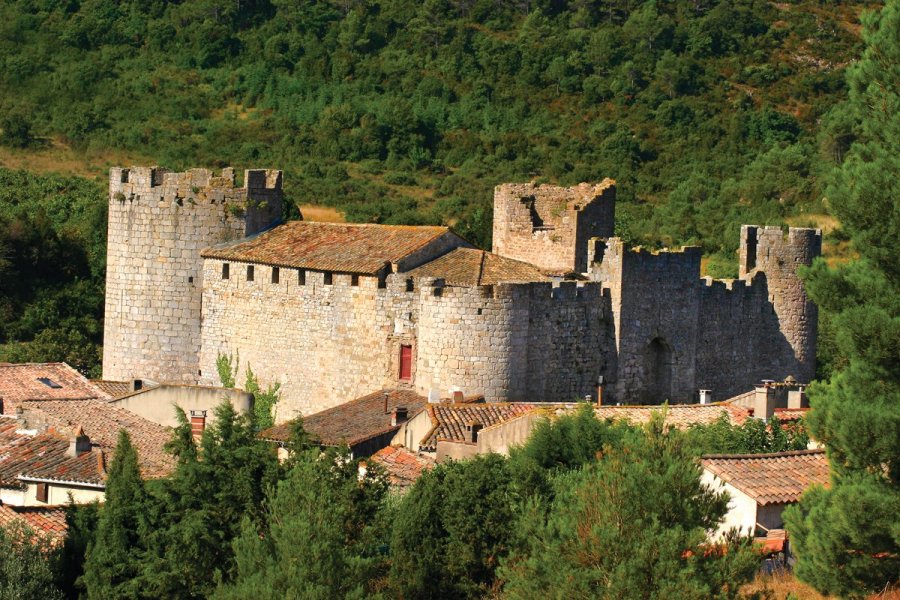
left=0, top=504, right=68, bottom=543
left=0, top=363, right=109, bottom=415
left=700, top=449, right=829, bottom=505
left=0, top=416, right=105, bottom=487
left=595, top=403, right=750, bottom=429
left=18, top=400, right=174, bottom=480
left=202, top=221, right=461, bottom=275
left=406, top=248, right=548, bottom=286
left=90, top=380, right=133, bottom=400
left=260, top=389, right=427, bottom=448
left=369, top=445, right=435, bottom=489
left=420, top=403, right=540, bottom=451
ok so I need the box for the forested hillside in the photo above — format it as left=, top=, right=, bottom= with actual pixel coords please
left=0, top=0, right=876, bottom=374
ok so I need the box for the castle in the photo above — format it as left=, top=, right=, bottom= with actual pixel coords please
left=102, top=167, right=821, bottom=421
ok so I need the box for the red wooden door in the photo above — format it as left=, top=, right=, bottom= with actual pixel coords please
left=399, top=345, right=412, bottom=381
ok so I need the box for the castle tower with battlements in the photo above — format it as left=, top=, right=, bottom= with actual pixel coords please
left=102, top=167, right=283, bottom=384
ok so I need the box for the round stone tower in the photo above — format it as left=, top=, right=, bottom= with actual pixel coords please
left=102, top=166, right=283, bottom=384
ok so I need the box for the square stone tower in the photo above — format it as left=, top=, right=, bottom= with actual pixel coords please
left=492, top=180, right=615, bottom=274
left=102, top=167, right=282, bottom=384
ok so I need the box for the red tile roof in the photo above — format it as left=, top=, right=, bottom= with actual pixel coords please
left=0, top=504, right=68, bottom=543
left=406, top=248, right=548, bottom=286
left=260, top=389, right=427, bottom=448
left=420, top=403, right=541, bottom=451
left=368, top=445, right=435, bottom=489
left=0, top=363, right=110, bottom=415
left=202, top=221, right=463, bottom=275
left=701, top=450, right=829, bottom=505
left=0, top=416, right=105, bottom=486
left=16, top=400, right=174, bottom=480
left=90, top=380, right=133, bottom=399
left=595, top=403, right=750, bottom=428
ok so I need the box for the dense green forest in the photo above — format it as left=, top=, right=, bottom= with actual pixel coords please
left=0, top=0, right=874, bottom=375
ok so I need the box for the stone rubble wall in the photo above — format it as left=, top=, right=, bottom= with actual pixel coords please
left=492, top=181, right=615, bottom=273
left=102, top=166, right=282, bottom=384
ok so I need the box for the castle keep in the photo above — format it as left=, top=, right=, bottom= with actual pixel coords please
left=103, top=168, right=821, bottom=421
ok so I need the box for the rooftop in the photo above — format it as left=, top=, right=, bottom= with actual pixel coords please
left=0, top=504, right=68, bottom=543
left=595, top=403, right=750, bottom=428
left=0, top=363, right=110, bottom=415
left=201, top=220, right=463, bottom=275
left=260, top=389, right=427, bottom=448
left=368, top=445, right=435, bottom=489
left=420, top=402, right=542, bottom=451
left=700, top=449, right=829, bottom=505
left=90, top=380, right=133, bottom=400
left=406, top=248, right=549, bottom=286
left=16, top=400, right=175, bottom=480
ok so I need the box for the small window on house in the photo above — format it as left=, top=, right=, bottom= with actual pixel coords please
left=247, top=265, right=255, bottom=282
left=37, top=377, right=62, bottom=389
left=298, top=269, right=306, bottom=285
left=36, top=483, right=48, bottom=503
left=271, top=267, right=280, bottom=284
left=323, top=272, right=333, bottom=285
left=405, top=279, right=414, bottom=292
left=377, top=276, right=387, bottom=289
left=188, top=276, right=194, bottom=284
left=222, top=263, right=230, bottom=280
left=399, top=345, right=413, bottom=381
left=351, top=274, right=359, bottom=287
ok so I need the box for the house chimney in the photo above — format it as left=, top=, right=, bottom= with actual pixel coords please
left=465, top=421, right=482, bottom=443
left=391, top=406, right=408, bottom=426
left=753, top=381, right=787, bottom=420
left=452, top=390, right=464, bottom=403
left=190, top=410, right=207, bottom=440
left=383, top=392, right=390, bottom=414
left=699, top=389, right=712, bottom=405
left=788, top=385, right=808, bottom=409
left=66, top=425, right=91, bottom=457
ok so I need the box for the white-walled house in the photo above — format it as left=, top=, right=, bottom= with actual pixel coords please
left=701, top=449, right=829, bottom=541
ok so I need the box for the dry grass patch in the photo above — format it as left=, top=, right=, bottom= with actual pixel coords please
left=298, top=205, right=345, bottom=222
left=0, top=138, right=150, bottom=179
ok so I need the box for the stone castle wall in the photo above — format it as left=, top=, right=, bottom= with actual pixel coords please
left=492, top=181, right=615, bottom=274
left=416, top=280, right=614, bottom=403
left=102, top=167, right=282, bottom=384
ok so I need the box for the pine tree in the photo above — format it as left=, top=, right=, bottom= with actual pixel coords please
left=784, top=2, right=900, bottom=596
left=500, top=414, right=759, bottom=599
left=82, top=430, right=150, bottom=600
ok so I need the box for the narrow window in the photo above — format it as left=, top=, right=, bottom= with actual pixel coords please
left=399, top=345, right=413, bottom=381
left=271, top=267, right=280, bottom=284
left=222, top=263, right=230, bottom=280
left=298, top=269, right=306, bottom=285
left=405, top=279, right=414, bottom=292
left=36, top=483, right=48, bottom=503
left=247, top=265, right=254, bottom=282
left=351, top=274, right=359, bottom=287
left=377, top=276, right=387, bottom=289
left=323, top=272, right=333, bottom=285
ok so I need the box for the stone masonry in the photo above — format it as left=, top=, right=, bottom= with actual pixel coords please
left=103, top=167, right=282, bottom=384
left=103, top=168, right=821, bottom=418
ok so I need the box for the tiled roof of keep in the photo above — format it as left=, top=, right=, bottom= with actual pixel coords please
left=0, top=416, right=105, bottom=486
left=595, top=403, right=750, bottom=429
left=259, top=389, right=427, bottom=448
left=0, top=504, right=68, bottom=543
left=19, top=400, right=174, bottom=480
left=201, top=221, right=460, bottom=275
left=369, top=445, right=435, bottom=489
left=420, top=403, right=540, bottom=451
left=406, top=248, right=548, bottom=286
left=701, top=449, right=829, bottom=505
left=0, top=363, right=109, bottom=415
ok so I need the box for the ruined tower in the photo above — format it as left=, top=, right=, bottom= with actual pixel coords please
left=492, top=180, right=616, bottom=274
left=738, top=225, right=822, bottom=384
left=102, top=167, right=283, bottom=384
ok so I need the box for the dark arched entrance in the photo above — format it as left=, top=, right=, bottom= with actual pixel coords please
left=643, top=337, right=673, bottom=404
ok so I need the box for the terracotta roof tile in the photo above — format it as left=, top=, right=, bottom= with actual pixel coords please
left=0, top=504, right=68, bottom=543
left=595, top=403, right=750, bottom=428
left=0, top=363, right=110, bottom=415
left=90, top=380, right=133, bottom=399
left=202, top=221, right=461, bottom=275
left=260, top=389, right=427, bottom=448
left=17, top=400, right=174, bottom=480
left=420, top=403, right=540, bottom=451
left=369, top=445, right=435, bottom=489
left=701, top=450, right=829, bottom=505
left=406, top=248, right=548, bottom=286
